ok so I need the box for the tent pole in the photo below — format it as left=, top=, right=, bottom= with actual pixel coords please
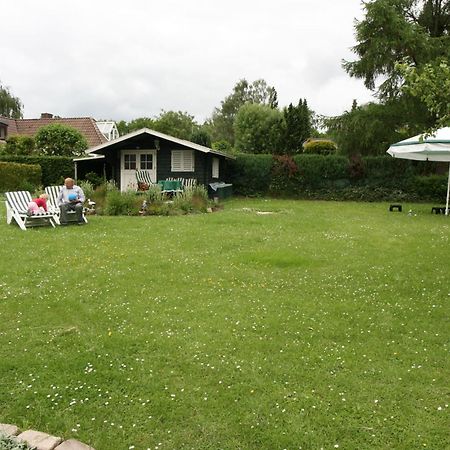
left=446, top=163, right=450, bottom=216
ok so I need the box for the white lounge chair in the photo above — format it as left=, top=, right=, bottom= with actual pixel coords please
left=45, top=185, right=88, bottom=224
left=5, top=191, right=57, bottom=231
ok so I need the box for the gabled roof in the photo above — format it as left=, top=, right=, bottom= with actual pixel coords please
left=0, top=115, right=107, bottom=147
left=86, top=128, right=235, bottom=159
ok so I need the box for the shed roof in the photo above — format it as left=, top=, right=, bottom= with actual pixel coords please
left=86, top=128, right=235, bottom=159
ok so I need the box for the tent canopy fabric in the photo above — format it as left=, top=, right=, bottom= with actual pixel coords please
left=387, top=127, right=450, bottom=162
left=387, top=127, right=450, bottom=215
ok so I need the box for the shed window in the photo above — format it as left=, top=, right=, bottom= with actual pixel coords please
left=141, top=153, right=153, bottom=170
left=124, top=154, right=136, bottom=170
left=212, top=157, right=219, bottom=178
left=171, top=150, right=194, bottom=172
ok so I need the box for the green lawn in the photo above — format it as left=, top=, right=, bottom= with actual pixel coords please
left=0, top=199, right=449, bottom=450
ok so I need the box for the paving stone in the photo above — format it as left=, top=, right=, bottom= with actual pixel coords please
left=0, top=423, right=19, bottom=436
left=55, top=439, right=95, bottom=450
left=0, top=423, right=20, bottom=436
left=18, top=429, right=63, bottom=450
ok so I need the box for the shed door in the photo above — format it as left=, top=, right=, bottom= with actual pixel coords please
left=120, top=150, right=157, bottom=191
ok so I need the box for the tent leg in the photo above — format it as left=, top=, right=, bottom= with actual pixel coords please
left=446, top=163, right=450, bottom=216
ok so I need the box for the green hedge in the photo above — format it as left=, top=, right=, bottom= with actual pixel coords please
left=226, top=154, right=445, bottom=202
left=0, top=155, right=73, bottom=186
left=0, top=161, right=42, bottom=192
left=227, top=154, right=273, bottom=196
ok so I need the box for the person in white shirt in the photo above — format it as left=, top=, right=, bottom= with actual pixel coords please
left=57, top=178, right=85, bottom=225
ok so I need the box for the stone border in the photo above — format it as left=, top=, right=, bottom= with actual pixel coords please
left=0, top=424, right=94, bottom=450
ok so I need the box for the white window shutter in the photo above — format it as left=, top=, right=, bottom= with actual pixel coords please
left=172, top=151, right=183, bottom=171
left=184, top=151, right=194, bottom=171
left=172, top=150, right=194, bottom=172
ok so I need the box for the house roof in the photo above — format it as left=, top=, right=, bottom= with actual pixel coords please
left=0, top=115, right=107, bottom=147
left=86, top=128, right=235, bottom=159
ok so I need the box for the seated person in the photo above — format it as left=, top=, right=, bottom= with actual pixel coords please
left=57, top=178, right=85, bottom=225
left=27, top=193, right=49, bottom=215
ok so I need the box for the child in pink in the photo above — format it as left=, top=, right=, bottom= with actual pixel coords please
left=27, top=194, right=48, bottom=215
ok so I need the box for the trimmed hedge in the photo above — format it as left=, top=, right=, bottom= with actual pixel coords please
left=227, top=154, right=273, bottom=196
left=0, top=155, right=73, bottom=187
left=226, top=154, right=445, bottom=202
left=0, top=161, right=42, bottom=192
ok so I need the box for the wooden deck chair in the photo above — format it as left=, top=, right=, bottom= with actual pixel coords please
left=5, top=191, right=57, bottom=231
left=135, top=170, right=154, bottom=190
left=45, top=185, right=88, bottom=224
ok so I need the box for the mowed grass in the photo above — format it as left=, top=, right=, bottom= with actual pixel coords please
left=0, top=198, right=449, bottom=450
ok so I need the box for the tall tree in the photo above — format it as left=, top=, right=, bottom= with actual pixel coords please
left=282, top=99, right=312, bottom=154
left=117, top=111, right=199, bottom=141
left=0, top=82, right=23, bottom=118
left=210, top=79, right=278, bottom=145
left=343, top=0, right=450, bottom=99
left=152, top=110, right=199, bottom=140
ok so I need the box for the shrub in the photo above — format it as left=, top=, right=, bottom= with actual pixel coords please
left=84, top=171, right=103, bottom=187
left=0, top=161, right=41, bottom=192
left=144, top=184, right=163, bottom=203
left=0, top=434, right=33, bottom=449
left=303, top=139, right=337, bottom=155
left=35, top=123, right=88, bottom=156
left=78, top=180, right=94, bottom=200
left=172, top=185, right=209, bottom=213
left=104, top=190, right=142, bottom=216
left=5, top=135, right=36, bottom=155
left=409, top=175, right=448, bottom=201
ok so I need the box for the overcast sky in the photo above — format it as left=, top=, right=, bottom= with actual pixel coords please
left=2, top=0, right=374, bottom=123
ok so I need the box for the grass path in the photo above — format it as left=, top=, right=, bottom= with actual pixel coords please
left=0, top=199, right=449, bottom=449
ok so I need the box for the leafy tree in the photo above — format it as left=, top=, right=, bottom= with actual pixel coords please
left=35, top=124, right=88, bottom=156
left=123, top=117, right=156, bottom=134
left=234, top=103, right=283, bottom=154
left=282, top=99, right=312, bottom=154
left=190, top=128, right=212, bottom=147
left=212, top=140, right=233, bottom=153
left=152, top=110, right=199, bottom=140
left=210, top=79, right=278, bottom=145
left=0, top=82, right=23, bottom=118
left=5, top=135, right=36, bottom=155
left=343, top=0, right=450, bottom=99
left=116, top=120, right=129, bottom=136
left=398, top=58, right=450, bottom=129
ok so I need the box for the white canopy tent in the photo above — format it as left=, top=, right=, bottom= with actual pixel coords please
left=387, top=127, right=450, bottom=215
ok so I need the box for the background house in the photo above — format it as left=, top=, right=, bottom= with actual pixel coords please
left=0, top=113, right=108, bottom=147
left=96, top=121, right=119, bottom=141
left=75, top=128, right=234, bottom=190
